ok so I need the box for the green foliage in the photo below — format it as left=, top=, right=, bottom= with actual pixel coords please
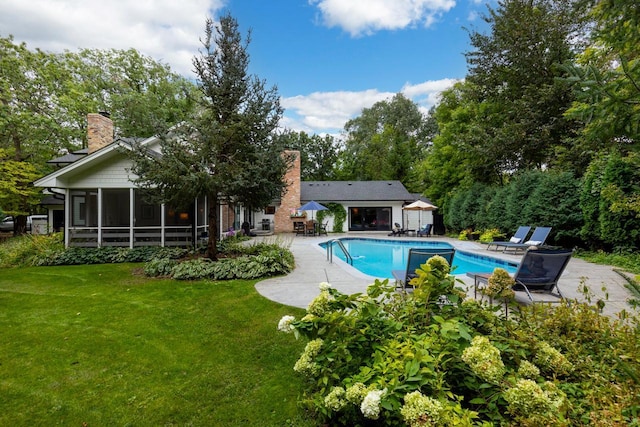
left=0, top=233, right=64, bottom=268
left=143, top=257, right=178, bottom=277
left=0, top=36, right=196, bottom=220
left=0, top=149, right=43, bottom=222
left=37, top=246, right=187, bottom=266
left=575, top=249, right=640, bottom=276
left=316, top=202, right=347, bottom=233
left=337, top=93, right=431, bottom=191
left=280, top=265, right=640, bottom=425
left=564, top=0, right=640, bottom=151
left=479, top=228, right=505, bottom=243
left=171, top=258, right=217, bottom=280
left=580, top=151, right=640, bottom=250
left=150, top=242, right=294, bottom=281
left=501, top=170, right=544, bottom=233
left=444, top=170, right=583, bottom=247
left=520, top=171, right=584, bottom=247
left=465, top=0, right=584, bottom=173
left=273, top=130, right=341, bottom=180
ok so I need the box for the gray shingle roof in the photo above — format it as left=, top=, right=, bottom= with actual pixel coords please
left=301, top=181, right=414, bottom=202
left=47, top=148, right=89, bottom=165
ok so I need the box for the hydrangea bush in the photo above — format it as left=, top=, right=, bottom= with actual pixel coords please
left=278, top=256, right=640, bottom=426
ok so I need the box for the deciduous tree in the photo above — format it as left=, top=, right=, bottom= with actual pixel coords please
left=337, top=93, right=429, bottom=190
left=273, top=129, right=340, bottom=180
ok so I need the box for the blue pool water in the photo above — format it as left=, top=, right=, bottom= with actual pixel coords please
left=320, top=238, right=518, bottom=278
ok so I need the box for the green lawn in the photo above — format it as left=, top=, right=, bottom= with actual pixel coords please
left=0, top=264, right=314, bottom=426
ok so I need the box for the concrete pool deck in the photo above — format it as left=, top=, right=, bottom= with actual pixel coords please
left=254, top=233, right=638, bottom=318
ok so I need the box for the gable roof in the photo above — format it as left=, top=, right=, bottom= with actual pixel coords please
left=301, top=181, right=414, bottom=202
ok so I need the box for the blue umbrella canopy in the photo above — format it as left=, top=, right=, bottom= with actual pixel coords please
left=298, top=200, right=328, bottom=212
left=298, top=200, right=328, bottom=220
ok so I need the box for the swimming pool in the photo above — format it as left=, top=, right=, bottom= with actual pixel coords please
left=320, top=238, right=519, bottom=278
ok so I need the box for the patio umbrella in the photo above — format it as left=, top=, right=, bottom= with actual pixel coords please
left=403, top=200, right=438, bottom=229
left=298, top=200, right=328, bottom=221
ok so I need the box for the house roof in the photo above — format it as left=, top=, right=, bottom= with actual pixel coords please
left=47, top=148, right=89, bottom=166
left=301, top=181, right=414, bottom=202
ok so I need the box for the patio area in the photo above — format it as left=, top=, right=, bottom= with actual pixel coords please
left=255, top=233, right=637, bottom=318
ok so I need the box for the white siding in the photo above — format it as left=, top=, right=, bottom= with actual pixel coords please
left=66, top=155, right=138, bottom=189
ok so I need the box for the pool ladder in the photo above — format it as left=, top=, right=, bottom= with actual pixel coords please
left=327, top=239, right=353, bottom=265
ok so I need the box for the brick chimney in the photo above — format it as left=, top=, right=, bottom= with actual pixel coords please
left=87, top=112, right=114, bottom=153
left=274, top=150, right=301, bottom=233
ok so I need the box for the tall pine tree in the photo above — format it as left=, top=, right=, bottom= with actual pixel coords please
left=129, top=14, right=290, bottom=259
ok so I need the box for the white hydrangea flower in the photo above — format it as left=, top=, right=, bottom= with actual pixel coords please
left=518, top=360, right=541, bottom=379
left=307, top=290, right=335, bottom=316
left=324, top=386, right=347, bottom=411
left=461, top=335, right=506, bottom=384
left=319, top=282, right=332, bottom=291
left=360, top=388, right=386, bottom=419
left=345, top=382, right=367, bottom=404
left=277, top=315, right=296, bottom=333
left=293, top=339, right=323, bottom=376
left=400, top=391, right=444, bottom=427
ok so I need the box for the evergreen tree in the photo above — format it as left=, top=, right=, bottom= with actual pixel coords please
left=128, top=14, right=290, bottom=259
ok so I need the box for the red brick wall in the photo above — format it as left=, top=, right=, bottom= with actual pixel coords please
left=274, top=150, right=300, bottom=233
left=87, top=113, right=114, bottom=153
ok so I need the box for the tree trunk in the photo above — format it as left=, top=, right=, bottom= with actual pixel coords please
left=14, top=214, right=27, bottom=236
left=207, top=192, right=218, bottom=260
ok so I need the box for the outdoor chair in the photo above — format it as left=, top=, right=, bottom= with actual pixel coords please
left=417, top=223, right=432, bottom=237
left=392, top=247, right=456, bottom=290
left=468, top=247, right=573, bottom=302
left=305, top=220, right=317, bottom=236
left=486, top=226, right=530, bottom=251
left=388, top=222, right=408, bottom=237
left=318, top=222, right=328, bottom=236
left=489, top=226, right=551, bottom=253
left=293, top=221, right=305, bottom=236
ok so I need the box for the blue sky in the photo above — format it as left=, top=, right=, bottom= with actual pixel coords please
left=1, top=0, right=491, bottom=136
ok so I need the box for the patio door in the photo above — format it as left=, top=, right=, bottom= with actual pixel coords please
left=348, top=207, right=391, bottom=231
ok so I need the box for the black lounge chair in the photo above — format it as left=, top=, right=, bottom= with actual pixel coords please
left=486, top=226, right=530, bottom=251
left=491, top=227, right=552, bottom=253
left=392, top=248, right=456, bottom=290
left=469, top=247, right=573, bottom=302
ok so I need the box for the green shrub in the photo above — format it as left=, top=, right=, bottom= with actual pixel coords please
left=145, top=242, right=295, bottom=281
left=0, top=233, right=64, bottom=268
left=502, top=171, right=544, bottom=233
left=278, top=262, right=640, bottom=426
left=479, top=228, right=505, bottom=243
left=143, top=257, right=178, bottom=277
left=171, top=258, right=217, bottom=280
left=39, top=246, right=187, bottom=266
left=521, top=171, right=583, bottom=247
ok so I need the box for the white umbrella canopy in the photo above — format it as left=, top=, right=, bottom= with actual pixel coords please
left=403, top=200, right=438, bottom=211
left=402, top=200, right=438, bottom=229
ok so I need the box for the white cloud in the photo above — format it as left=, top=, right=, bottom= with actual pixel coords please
left=281, top=78, right=458, bottom=134
left=281, top=89, right=391, bottom=133
left=0, top=0, right=223, bottom=76
left=401, top=78, right=459, bottom=112
left=310, top=0, right=456, bottom=36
